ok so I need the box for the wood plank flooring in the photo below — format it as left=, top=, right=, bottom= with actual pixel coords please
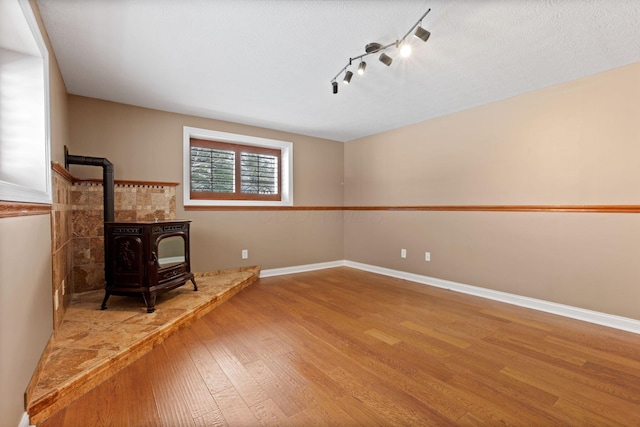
left=39, top=267, right=640, bottom=426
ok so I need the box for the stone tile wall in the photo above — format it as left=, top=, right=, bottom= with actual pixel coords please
left=71, top=182, right=176, bottom=293
left=51, top=168, right=74, bottom=332
left=49, top=166, right=178, bottom=332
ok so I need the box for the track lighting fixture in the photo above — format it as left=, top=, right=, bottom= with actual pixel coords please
left=357, top=61, right=367, bottom=75
left=379, top=53, right=393, bottom=66
left=330, top=7, right=431, bottom=94
left=414, top=26, right=431, bottom=42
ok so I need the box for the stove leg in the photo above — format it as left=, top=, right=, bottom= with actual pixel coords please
left=101, top=291, right=110, bottom=310
left=142, top=292, right=156, bottom=313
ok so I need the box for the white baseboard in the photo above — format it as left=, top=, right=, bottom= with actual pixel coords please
left=260, top=260, right=345, bottom=278
left=259, top=259, right=640, bottom=335
left=18, top=412, right=33, bottom=427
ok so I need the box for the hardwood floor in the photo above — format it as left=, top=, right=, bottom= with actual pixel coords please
left=39, top=267, right=640, bottom=426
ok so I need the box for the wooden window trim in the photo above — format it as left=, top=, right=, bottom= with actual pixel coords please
left=190, top=138, right=282, bottom=202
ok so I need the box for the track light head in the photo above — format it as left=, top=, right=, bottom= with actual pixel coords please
left=400, top=43, right=412, bottom=58
left=332, top=81, right=338, bottom=94
left=379, top=53, right=393, bottom=66
left=414, top=26, right=431, bottom=42
left=357, top=61, right=367, bottom=75
left=343, top=70, right=353, bottom=84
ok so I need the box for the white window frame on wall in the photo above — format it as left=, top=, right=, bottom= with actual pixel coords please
left=183, top=126, right=293, bottom=207
left=0, top=0, right=51, bottom=204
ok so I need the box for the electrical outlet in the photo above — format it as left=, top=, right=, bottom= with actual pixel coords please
left=242, top=249, right=248, bottom=259
left=401, top=249, right=407, bottom=259
left=54, top=289, right=59, bottom=310
left=425, top=252, right=431, bottom=262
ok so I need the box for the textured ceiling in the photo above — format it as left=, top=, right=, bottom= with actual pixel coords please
left=36, top=0, right=640, bottom=142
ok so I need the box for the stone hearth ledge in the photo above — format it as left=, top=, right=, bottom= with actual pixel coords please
left=26, top=266, right=260, bottom=425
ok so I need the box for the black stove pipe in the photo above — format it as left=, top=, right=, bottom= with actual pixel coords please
left=64, top=146, right=114, bottom=223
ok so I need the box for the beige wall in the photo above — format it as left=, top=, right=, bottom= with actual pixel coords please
left=68, top=96, right=345, bottom=271
left=345, top=63, right=640, bottom=320
left=35, top=4, right=70, bottom=165
left=0, top=216, right=53, bottom=427
left=48, top=48, right=69, bottom=165
left=346, top=64, right=640, bottom=205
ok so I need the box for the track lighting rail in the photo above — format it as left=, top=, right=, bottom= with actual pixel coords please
left=330, top=7, right=431, bottom=94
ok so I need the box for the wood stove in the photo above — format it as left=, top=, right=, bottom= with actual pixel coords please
left=64, top=149, right=196, bottom=312
left=102, top=220, right=197, bottom=313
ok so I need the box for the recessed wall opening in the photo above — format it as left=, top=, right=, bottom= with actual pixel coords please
left=0, top=0, right=51, bottom=204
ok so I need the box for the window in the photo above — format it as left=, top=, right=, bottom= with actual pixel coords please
left=183, top=127, right=293, bottom=207
left=0, top=0, right=51, bottom=204
left=190, top=139, right=280, bottom=201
